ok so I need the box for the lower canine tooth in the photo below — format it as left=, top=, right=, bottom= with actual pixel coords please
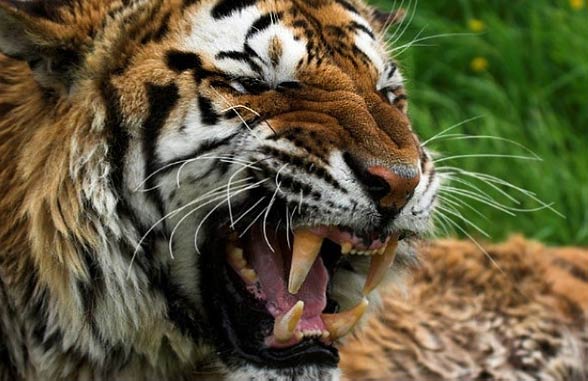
left=321, top=298, right=368, bottom=340
left=362, top=235, right=399, bottom=295
left=288, top=229, right=324, bottom=294
left=274, top=301, right=304, bottom=342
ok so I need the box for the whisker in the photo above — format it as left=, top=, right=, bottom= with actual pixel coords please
left=392, top=32, right=477, bottom=56
left=438, top=193, right=489, bottom=221
left=439, top=186, right=517, bottom=215
left=176, top=155, right=259, bottom=189
left=420, top=116, right=483, bottom=147
left=432, top=135, right=541, bottom=159
left=435, top=212, right=506, bottom=277
left=262, top=164, right=288, bottom=253
left=382, top=0, right=409, bottom=43
left=232, top=196, right=267, bottom=228
left=129, top=177, right=254, bottom=272
left=227, top=159, right=265, bottom=229
left=239, top=204, right=270, bottom=239
left=168, top=181, right=258, bottom=258
left=440, top=172, right=521, bottom=205
left=388, top=0, right=418, bottom=48
left=285, top=203, right=291, bottom=250
left=436, top=204, right=491, bottom=238
left=192, top=179, right=268, bottom=254
left=439, top=167, right=563, bottom=216
left=434, top=153, right=541, bottom=164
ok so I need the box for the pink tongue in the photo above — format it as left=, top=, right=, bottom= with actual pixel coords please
left=246, top=225, right=328, bottom=329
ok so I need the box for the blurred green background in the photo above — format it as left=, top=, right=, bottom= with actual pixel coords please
left=368, top=0, right=588, bottom=245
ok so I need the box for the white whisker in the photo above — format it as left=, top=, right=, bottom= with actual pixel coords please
left=421, top=116, right=483, bottom=147
left=193, top=179, right=268, bottom=254
left=434, top=153, right=541, bottom=164
left=232, top=196, right=267, bottom=228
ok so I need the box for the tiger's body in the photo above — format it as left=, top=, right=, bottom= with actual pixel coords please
left=0, top=0, right=583, bottom=380
left=341, top=237, right=588, bottom=381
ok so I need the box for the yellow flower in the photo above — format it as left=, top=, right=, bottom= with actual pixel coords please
left=470, top=57, right=489, bottom=73
left=468, top=19, right=486, bottom=33
left=570, top=0, right=585, bottom=9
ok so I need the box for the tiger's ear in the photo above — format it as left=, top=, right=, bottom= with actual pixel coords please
left=0, top=0, right=82, bottom=90
left=371, top=8, right=406, bottom=32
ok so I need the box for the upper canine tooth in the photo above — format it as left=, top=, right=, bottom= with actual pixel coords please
left=341, top=242, right=353, bottom=255
left=321, top=298, right=368, bottom=340
left=274, top=301, right=304, bottom=342
left=362, top=235, right=399, bottom=295
left=288, top=229, right=324, bottom=294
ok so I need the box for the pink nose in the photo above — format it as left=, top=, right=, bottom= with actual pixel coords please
left=364, top=165, right=420, bottom=211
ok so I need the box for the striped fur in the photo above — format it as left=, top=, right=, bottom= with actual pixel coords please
left=0, top=0, right=432, bottom=379
left=341, top=237, right=588, bottom=381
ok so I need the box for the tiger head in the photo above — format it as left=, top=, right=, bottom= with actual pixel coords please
left=0, top=0, right=439, bottom=379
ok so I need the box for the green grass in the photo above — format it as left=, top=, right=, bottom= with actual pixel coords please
left=368, top=0, right=588, bottom=245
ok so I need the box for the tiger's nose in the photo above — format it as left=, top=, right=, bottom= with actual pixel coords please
left=365, top=165, right=420, bottom=211
left=345, top=154, right=420, bottom=213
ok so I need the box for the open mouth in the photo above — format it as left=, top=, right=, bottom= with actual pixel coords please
left=201, top=215, right=402, bottom=368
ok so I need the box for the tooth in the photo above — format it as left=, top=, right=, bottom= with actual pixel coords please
left=241, top=268, right=258, bottom=283
left=350, top=249, right=357, bottom=255
left=362, top=236, right=399, bottom=295
left=227, top=245, right=246, bottom=268
left=288, top=229, right=323, bottom=294
left=274, top=301, right=304, bottom=342
left=321, top=298, right=368, bottom=340
left=341, top=242, right=353, bottom=255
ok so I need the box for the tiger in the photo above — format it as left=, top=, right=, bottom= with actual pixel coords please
left=0, top=0, right=438, bottom=380
left=341, top=237, right=588, bottom=381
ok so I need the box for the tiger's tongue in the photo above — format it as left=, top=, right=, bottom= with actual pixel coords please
left=246, top=225, right=328, bottom=325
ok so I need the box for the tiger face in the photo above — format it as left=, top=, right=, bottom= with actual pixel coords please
left=0, top=0, right=439, bottom=379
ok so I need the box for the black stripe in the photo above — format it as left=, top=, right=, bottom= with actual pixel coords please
left=143, top=83, right=180, bottom=216
left=197, top=96, right=220, bottom=125
left=102, top=81, right=129, bottom=201
left=77, top=246, right=104, bottom=338
left=216, top=50, right=263, bottom=74
left=553, top=258, right=588, bottom=282
left=182, top=0, right=199, bottom=9
left=165, top=50, right=218, bottom=85
left=260, top=146, right=346, bottom=193
left=245, top=13, right=274, bottom=40
left=349, top=21, right=374, bottom=39
left=152, top=12, right=172, bottom=43
left=153, top=131, right=241, bottom=180
left=166, top=50, right=202, bottom=73
left=102, top=80, right=158, bottom=258
left=334, top=0, right=359, bottom=14
left=212, top=0, right=257, bottom=19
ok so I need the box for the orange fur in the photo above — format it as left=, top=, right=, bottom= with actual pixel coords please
left=341, top=237, right=588, bottom=380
